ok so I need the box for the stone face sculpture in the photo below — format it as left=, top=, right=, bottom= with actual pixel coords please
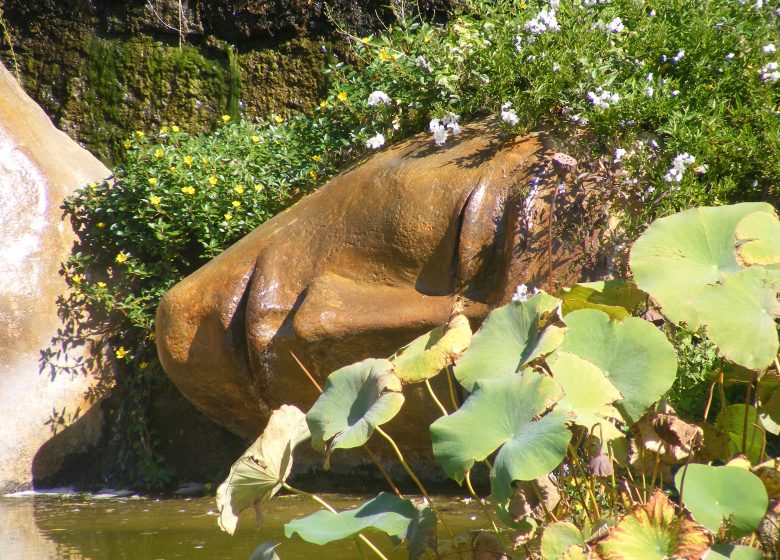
left=157, top=122, right=605, bottom=461
left=0, top=62, right=110, bottom=491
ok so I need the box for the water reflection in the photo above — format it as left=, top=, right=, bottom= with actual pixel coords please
left=0, top=492, right=482, bottom=559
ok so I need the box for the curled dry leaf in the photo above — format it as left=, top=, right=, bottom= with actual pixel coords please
left=508, top=474, right=561, bottom=522
left=629, top=409, right=703, bottom=476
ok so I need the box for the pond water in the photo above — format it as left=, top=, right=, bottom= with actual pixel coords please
left=0, top=490, right=484, bottom=559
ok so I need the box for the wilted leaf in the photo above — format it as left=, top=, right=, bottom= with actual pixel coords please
left=391, top=314, right=471, bottom=383
left=284, top=492, right=416, bottom=545
left=634, top=410, right=703, bottom=462
left=630, top=202, right=773, bottom=328
left=307, top=358, right=404, bottom=467
left=453, top=292, right=561, bottom=391
left=216, top=405, right=310, bottom=535
left=554, top=309, right=678, bottom=424
left=675, top=464, right=768, bottom=536
left=753, top=459, right=780, bottom=499
left=598, top=490, right=710, bottom=560
left=506, top=475, right=561, bottom=522
left=250, top=542, right=281, bottom=560
left=541, top=521, right=585, bottom=560
left=735, top=210, right=780, bottom=266
left=706, top=544, right=763, bottom=560
left=430, top=371, right=570, bottom=505
left=560, top=279, right=646, bottom=320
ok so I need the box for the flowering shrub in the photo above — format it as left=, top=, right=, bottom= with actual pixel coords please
left=58, top=0, right=780, bottom=487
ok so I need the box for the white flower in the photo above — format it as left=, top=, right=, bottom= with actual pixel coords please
left=671, top=89, right=680, bottom=97
left=552, top=62, right=560, bottom=72
left=525, top=9, right=560, bottom=35
left=695, top=164, right=709, bottom=174
left=613, top=148, right=627, bottom=163
left=645, top=86, right=654, bottom=98
left=500, top=102, right=520, bottom=125
left=366, top=90, right=391, bottom=107
left=512, top=284, right=530, bottom=302
left=515, top=36, right=523, bottom=52
left=415, top=55, right=432, bottom=72
left=587, top=89, right=619, bottom=109
left=365, top=133, right=385, bottom=149
left=761, top=62, right=780, bottom=82
left=664, top=153, right=695, bottom=183
left=726, top=52, right=735, bottom=60
left=646, top=72, right=653, bottom=82
left=764, top=44, right=777, bottom=54
left=429, top=114, right=462, bottom=146
left=672, top=49, right=685, bottom=62
left=607, top=17, right=624, bottom=33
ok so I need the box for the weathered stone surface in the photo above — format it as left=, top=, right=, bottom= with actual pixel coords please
left=157, top=122, right=607, bottom=472
left=0, top=62, right=110, bottom=491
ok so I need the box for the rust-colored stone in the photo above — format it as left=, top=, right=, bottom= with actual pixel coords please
left=157, top=122, right=607, bottom=467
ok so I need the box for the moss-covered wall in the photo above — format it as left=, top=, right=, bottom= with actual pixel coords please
left=0, top=0, right=454, bottom=164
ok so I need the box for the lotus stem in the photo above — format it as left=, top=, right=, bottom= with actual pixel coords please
left=703, top=379, right=717, bottom=422
left=282, top=482, right=390, bottom=560
left=531, top=478, right=558, bottom=523
left=566, top=445, right=596, bottom=523
left=465, top=470, right=509, bottom=553
left=648, top=453, right=660, bottom=493
left=445, top=365, right=461, bottom=411
left=742, top=374, right=754, bottom=455
left=425, top=378, right=449, bottom=416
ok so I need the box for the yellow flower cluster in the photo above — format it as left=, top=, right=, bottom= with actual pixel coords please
left=115, top=346, right=129, bottom=359
left=181, top=186, right=196, bottom=195
left=150, top=195, right=161, bottom=206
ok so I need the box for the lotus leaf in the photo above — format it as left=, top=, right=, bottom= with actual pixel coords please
left=598, top=490, right=710, bottom=560
left=541, top=521, right=585, bottom=560
left=284, top=492, right=417, bottom=545
left=554, top=309, right=677, bottom=424
left=714, top=404, right=763, bottom=464
left=307, top=358, right=404, bottom=467
left=405, top=501, right=437, bottom=560
left=548, top=350, right=624, bottom=443
left=735, top=210, right=780, bottom=266
left=250, top=543, right=281, bottom=560
left=216, top=405, right=310, bottom=535
left=430, top=371, right=571, bottom=505
left=706, top=545, right=763, bottom=560
left=695, top=266, right=780, bottom=370
left=453, top=292, right=561, bottom=391
left=675, top=464, right=768, bottom=536
left=560, top=279, right=646, bottom=320
left=390, top=314, right=472, bottom=384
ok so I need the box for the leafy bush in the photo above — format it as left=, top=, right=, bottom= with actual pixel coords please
left=218, top=202, right=780, bottom=558
left=57, top=0, right=779, bottom=487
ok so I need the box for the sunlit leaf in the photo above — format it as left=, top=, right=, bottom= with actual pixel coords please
left=284, top=492, right=416, bottom=545
left=453, top=292, right=561, bottom=391
left=598, top=490, right=710, bottom=560
left=548, top=350, right=624, bottom=443
left=560, top=279, right=646, bottom=320
left=250, top=542, right=281, bottom=560
left=307, top=358, right=404, bottom=467
left=391, top=314, right=471, bottom=384
left=735, top=210, right=780, bottom=266
left=706, top=544, right=763, bottom=560
left=630, top=202, right=774, bottom=328
left=554, top=309, right=677, bottom=424
left=541, top=521, right=585, bottom=560
left=675, top=464, right=768, bottom=537
left=216, top=405, right=310, bottom=535
left=714, top=404, right=763, bottom=464
left=695, top=267, right=780, bottom=370
left=430, top=371, right=571, bottom=505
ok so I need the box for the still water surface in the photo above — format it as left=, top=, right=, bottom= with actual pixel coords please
left=0, top=490, right=482, bottom=560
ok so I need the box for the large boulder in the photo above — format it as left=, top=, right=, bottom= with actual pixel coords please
left=157, top=122, right=608, bottom=472
left=0, top=62, right=110, bottom=491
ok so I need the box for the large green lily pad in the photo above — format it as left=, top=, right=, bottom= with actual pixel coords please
left=554, top=309, right=677, bottom=424
left=430, top=371, right=571, bottom=505
left=706, top=545, right=763, bottom=560
left=284, top=493, right=417, bottom=545
left=307, top=358, right=404, bottom=467
left=675, top=464, right=768, bottom=537
left=735, top=210, right=780, bottom=266
left=630, top=202, right=774, bottom=328
left=453, top=292, right=561, bottom=391
left=560, top=279, right=646, bottom=320
left=541, top=521, right=585, bottom=559
left=216, top=405, right=310, bottom=535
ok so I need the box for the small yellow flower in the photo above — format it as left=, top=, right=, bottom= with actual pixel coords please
left=150, top=195, right=161, bottom=206
left=181, top=186, right=196, bottom=195
left=208, top=176, right=218, bottom=186
left=251, top=135, right=260, bottom=143
left=97, top=281, right=107, bottom=288
left=169, top=166, right=176, bottom=173
left=139, top=361, right=149, bottom=369
left=148, top=332, right=156, bottom=341
left=337, top=91, right=348, bottom=102
left=312, top=155, right=322, bottom=162
left=135, top=130, right=145, bottom=137
left=71, top=274, right=84, bottom=284
left=254, top=184, right=264, bottom=192
left=115, top=252, right=128, bottom=264
left=183, top=155, right=193, bottom=166
left=96, top=222, right=106, bottom=228
left=274, top=115, right=284, bottom=123
left=148, top=177, right=158, bottom=185
left=309, top=170, right=317, bottom=180
left=235, top=185, right=245, bottom=194
left=115, top=346, right=129, bottom=359
left=201, top=157, right=209, bottom=165
left=154, top=148, right=164, bottom=158
left=160, top=126, right=169, bottom=134
left=319, top=100, right=329, bottom=108
left=124, top=140, right=132, bottom=149
left=423, top=35, right=430, bottom=43
left=222, top=114, right=231, bottom=123
left=224, top=212, right=233, bottom=221
left=232, top=200, right=241, bottom=208
left=171, top=125, right=180, bottom=133
left=378, top=48, right=393, bottom=61
left=89, top=182, right=97, bottom=189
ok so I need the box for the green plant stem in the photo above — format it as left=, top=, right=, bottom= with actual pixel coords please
left=742, top=374, right=754, bottom=455
left=464, top=470, right=509, bottom=552
left=425, top=378, right=449, bottom=416
left=374, top=426, right=464, bottom=559
left=281, top=482, right=390, bottom=560
left=445, top=365, right=460, bottom=411
left=567, top=444, right=600, bottom=521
